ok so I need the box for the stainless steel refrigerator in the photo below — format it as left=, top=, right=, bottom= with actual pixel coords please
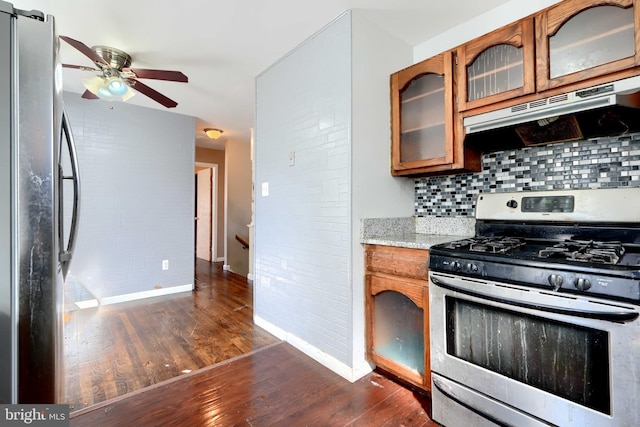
left=0, top=1, right=80, bottom=404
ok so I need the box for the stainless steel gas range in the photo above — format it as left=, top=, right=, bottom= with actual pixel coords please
left=428, top=188, right=640, bottom=427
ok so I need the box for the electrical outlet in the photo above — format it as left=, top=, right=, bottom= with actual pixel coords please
left=162, top=260, right=169, bottom=270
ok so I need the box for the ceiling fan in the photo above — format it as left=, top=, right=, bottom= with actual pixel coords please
left=60, top=35, right=188, bottom=108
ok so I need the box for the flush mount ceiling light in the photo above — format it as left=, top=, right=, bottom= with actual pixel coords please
left=204, top=128, right=224, bottom=140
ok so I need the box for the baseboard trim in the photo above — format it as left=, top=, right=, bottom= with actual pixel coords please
left=254, top=316, right=372, bottom=383
left=100, top=284, right=193, bottom=306
left=74, top=299, right=99, bottom=309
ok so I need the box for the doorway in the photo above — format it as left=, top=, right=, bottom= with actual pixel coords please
left=195, top=163, right=218, bottom=262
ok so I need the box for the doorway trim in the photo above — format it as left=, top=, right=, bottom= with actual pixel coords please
left=195, top=162, right=219, bottom=262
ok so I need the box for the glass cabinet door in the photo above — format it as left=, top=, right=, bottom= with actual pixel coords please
left=373, top=290, right=425, bottom=376
left=536, top=0, right=640, bottom=91
left=457, top=19, right=535, bottom=111
left=391, top=52, right=454, bottom=174
left=399, top=73, right=446, bottom=164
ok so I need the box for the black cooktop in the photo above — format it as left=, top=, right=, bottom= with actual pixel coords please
left=430, top=189, right=640, bottom=303
left=429, top=234, right=640, bottom=303
left=434, top=236, right=640, bottom=268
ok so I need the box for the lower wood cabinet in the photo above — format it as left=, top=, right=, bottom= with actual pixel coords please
left=364, top=244, right=430, bottom=391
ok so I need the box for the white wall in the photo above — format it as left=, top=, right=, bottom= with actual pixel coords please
left=63, top=94, right=195, bottom=301
left=413, top=0, right=563, bottom=61
left=254, top=10, right=414, bottom=380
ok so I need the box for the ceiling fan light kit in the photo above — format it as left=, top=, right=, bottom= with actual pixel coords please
left=204, top=128, right=223, bottom=140
left=82, top=75, right=136, bottom=102
left=60, top=35, right=188, bottom=108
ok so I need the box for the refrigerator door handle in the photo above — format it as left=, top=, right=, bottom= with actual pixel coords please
left=58, top=109, right=80, bottom=278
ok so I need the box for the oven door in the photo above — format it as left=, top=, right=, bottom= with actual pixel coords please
left=429, top=271, right=640, bottom=427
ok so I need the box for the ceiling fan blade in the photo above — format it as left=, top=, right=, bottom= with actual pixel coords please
left=63, top=63, right=100, bottom=72
left=81, top=89, right=99, bottom=100
left=129, top=79, right=178, bottom=108
left=60, top=35, right=111, bottom=67
left=124, top=68, right=188, bottom=83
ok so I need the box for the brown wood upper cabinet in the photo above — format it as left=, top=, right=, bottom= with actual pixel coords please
left=389, top=0, right=640, bottom=177
left=457, top=19, right=536, bottom=112
left=390, top=52, right=481, bottom=176
left=536, top=0, right=640, bottom=92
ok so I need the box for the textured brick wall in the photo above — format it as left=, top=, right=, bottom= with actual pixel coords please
left=254, top=13, right=352, bottom=364
left=63, top=94, right=195, bottom=299
left=415, top=133, right=640, bottom=216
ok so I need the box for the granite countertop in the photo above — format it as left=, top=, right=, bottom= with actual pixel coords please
left=360, top=216, right=475, bottom=250
left=361, top=233, right=467, bottom=250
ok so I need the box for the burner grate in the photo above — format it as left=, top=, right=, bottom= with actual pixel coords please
left=538, top=240, right=625, bottom=265
left=469, top=237, right=525, bottom=254
left=442, top=238, right=477, bottom=250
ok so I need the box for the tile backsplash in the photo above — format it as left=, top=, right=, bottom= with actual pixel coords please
left=415, top=133, right=640, bottom=217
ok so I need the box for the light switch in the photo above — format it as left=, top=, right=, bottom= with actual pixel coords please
left=288, top=151, right=295, bottom=166
left=261, top=182, right=269, bottom=197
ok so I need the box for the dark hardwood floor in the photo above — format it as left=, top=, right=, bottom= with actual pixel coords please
left=70, top=342, right=438, bottom=427
left=65, top=258, right=439, bottom=426
left=63, top=259, right=279, bottom=410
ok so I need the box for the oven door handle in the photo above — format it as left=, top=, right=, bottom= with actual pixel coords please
left=432, top=377, right=512, bottom=427
left=432, top=375, right=557, bottom=427
left=431, top=276, right=639, bottom=322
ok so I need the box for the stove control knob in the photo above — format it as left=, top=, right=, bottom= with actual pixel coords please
left=506, top=199, right=518, bottom=209
left=450, top=261, right=462, bottom=271
left=548, top=274, right=564, bottom=291
left=574, top=277, right=592, bottom=291
left=466, top=263, right=478, bottom=273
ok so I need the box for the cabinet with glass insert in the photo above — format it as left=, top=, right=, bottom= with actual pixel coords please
left=365, top=245, right=430, bottom=390
left=457, top=19, right=536, bottom=111
left=536, top=0, right=640, bottom=92
left=391, top=51, right=480, bottom=176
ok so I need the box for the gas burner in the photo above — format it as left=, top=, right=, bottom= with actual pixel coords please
left=469, top=237, right=525, bottom=254
left=538, top=240, right=625, bottom=264
left=443, top=238, right=477, bottom=250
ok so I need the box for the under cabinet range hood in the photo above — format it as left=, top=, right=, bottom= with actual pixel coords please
left=464, top=75, right=640, bottom=152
